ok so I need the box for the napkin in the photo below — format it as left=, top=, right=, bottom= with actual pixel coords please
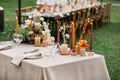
left=0, top=45, right=12, bottom=51
left=11, top=53, right=42, bottom=66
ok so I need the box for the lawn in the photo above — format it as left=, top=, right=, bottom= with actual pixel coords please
left=0, top=0, right=120, bottom=80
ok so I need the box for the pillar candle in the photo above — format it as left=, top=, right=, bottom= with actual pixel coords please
left=90, top=22, right=93, bottom=52
left=71, top=21, right=75, bottom=52
left=34, top=36, right=41, bottom=46
left=16, top=16, right=19, bottom=34
left=30, top=18, right=32, bottom=31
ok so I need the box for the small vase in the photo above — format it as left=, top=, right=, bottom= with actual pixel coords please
left=60, top=44, right=70, bottom=55
left=80, top=47, right=86, bottom=56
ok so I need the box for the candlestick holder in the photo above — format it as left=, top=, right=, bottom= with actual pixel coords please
left=88, top=51, right=94, bottom=56
left=71, top=50, right=77, bottom=56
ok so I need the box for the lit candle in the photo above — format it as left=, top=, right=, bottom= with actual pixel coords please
left=16, top=16, right=19, bottom=34
left=30, top=18, right=32, bottom=31
left=34, top=36, right=41, bottom=46
left=90, top=22, right=93, bottom=52
left=71, top=21, right=75, bottom=52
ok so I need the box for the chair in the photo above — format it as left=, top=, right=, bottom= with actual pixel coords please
left=76, top=8, right=89, bottom=36
left=34, top=4, right=45, bottom=11
left=90, top=5, right=103, bottom=28
left=69, top=10, right=77, bottom=30
left=102, top=2, right=112, bottom=24
left=15, top=6, right=33, bottom=23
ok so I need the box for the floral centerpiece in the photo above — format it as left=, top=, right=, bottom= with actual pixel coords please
left=76, top=40, right=89, bottom=56
left=13, top=16, right=55, bottom=46
left=59, top=24, right=70, bottom=55
left=76, top=40, right=89, bottom=48
left=59, top=24, right=70, bottom=44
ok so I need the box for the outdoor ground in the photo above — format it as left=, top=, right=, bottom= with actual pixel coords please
left=0, top=0, right=120, bottom=80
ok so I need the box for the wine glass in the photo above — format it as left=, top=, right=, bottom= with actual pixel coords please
left=13, top=33, right=23, bottom=47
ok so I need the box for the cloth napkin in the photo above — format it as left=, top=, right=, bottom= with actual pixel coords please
left=11, top=52, right=42, bottom=66
left=0, top=45, right=12, bottom=51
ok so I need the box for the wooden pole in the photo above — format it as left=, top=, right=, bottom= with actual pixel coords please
left=18, top=0, right=21, bottom=25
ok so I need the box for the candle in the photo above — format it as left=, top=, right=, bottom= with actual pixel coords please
left=30, top=18, right=32, bottom=31
left=16, top=16, right=19, bottom=34
left=71, top=21, right=75, bottom=52
left=90, top=22, right=93, bottom=52
left=34, top=36, right=41, bottom=46
left=75, top=0, right=78, bottom=6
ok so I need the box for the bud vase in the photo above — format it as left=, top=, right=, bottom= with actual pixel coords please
left=60, top=44, right=70, bottom=55
left=80, top=47, right=86, bottom=56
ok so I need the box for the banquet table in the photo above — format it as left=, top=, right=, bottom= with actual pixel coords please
left=0, top=41, right=110, bottom=80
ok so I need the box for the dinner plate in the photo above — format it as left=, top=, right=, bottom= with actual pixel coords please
left=26, top=54, right=42, bottom=59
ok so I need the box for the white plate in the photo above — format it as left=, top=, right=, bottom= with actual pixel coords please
left=26, top=54, right=42, bottom=59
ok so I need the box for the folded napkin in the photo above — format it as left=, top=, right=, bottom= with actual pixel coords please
left=11, top=53, right=42, bottom=66
left=0, top=45, right=12, bottom=51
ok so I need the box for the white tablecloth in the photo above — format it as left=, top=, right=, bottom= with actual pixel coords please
left=0, top=41, right=110, bottom=80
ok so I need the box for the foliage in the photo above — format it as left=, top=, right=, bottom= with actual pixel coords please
left=18, top=26, right=30, bottom=42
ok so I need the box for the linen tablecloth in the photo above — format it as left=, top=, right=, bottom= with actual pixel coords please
left=0, top=41, right=110, bottom=80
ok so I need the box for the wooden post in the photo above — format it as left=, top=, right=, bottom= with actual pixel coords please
left=18, top=0, right=21, bottom=25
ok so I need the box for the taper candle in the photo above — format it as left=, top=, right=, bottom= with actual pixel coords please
left=90, top=22, right=93, bottom=52
left=71, top=21, right=75, bottom=52
left=30, top=18, right=32, bottom=31
left=16, top=16, right=19, bottom=34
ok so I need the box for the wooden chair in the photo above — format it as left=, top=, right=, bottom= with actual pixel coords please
left=90, top=5, right=103, bottom=28
left=15, top=6, right=33, bottom=23
left=102, top=2, right=112, bottom=24
left=69, top=10, right=77, bottom=30
left=34, top=4, right=44, bottom=11
left=76, top=8, right=89, bottom=36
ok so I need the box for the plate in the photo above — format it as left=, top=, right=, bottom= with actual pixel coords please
left=26, top=54, right=42, bottom=59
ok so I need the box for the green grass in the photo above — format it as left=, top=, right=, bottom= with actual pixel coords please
left=0, top=0, right=120, bottom=80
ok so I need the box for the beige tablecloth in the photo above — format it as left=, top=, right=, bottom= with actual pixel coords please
left=0, top=41, right=110, bottom=80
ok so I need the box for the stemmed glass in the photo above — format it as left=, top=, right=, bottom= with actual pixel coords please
left=13, top=33, right=23, bottom=47
left=49, top=43, right=59, bottom=58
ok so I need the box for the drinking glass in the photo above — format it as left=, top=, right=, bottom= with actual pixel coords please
left=13, top=33, right=23, bottom=46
